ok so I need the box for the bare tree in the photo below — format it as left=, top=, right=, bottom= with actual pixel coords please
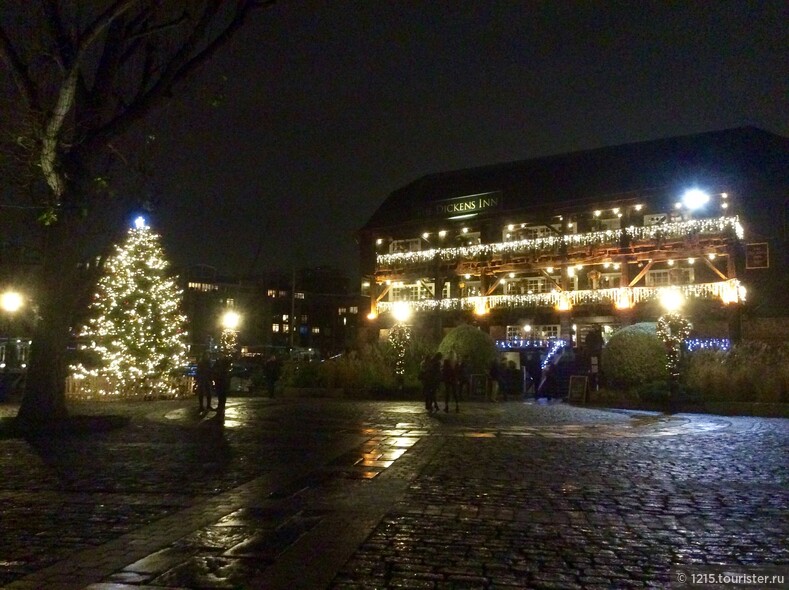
left=0, top=1, right=273, bottom=427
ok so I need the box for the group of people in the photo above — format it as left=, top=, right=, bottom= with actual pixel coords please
left=195, top=352, right=232, bottom=416
left=418, top=351, right=471, bottom=413
left=195, top=353, right=283, bottom=416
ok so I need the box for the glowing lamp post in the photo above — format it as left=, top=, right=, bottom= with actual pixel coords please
left=1, top=291, right=23, bottom=315
left=220, top=309, right=241, bottom=355
left=1, top=291, right=23, bottom=387
left=657, top=289, right=692, bottom=413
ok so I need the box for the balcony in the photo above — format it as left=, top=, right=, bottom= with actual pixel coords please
left=375, top=216, right=743, bottom=276
left=375, top=278, right=745, bottom=315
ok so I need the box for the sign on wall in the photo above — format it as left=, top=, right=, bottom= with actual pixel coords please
left=418, top=191, right=503, bottom=218
left=745, top=242, right=769, bottom=269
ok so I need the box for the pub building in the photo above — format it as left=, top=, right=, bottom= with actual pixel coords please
left=359, top=127, right=789, bottom=360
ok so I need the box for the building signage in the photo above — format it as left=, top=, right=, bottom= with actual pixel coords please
left=745, top=242, right=769, bottom=269
left=420, top=191, right=503, bottom=218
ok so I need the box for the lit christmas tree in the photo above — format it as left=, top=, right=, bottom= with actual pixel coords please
left=73, top=217, right=189, bottom=397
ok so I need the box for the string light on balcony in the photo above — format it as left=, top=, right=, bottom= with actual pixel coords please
left=376, top=217, right=742, bottom=269
left=377, top=279, right=744, bottom=315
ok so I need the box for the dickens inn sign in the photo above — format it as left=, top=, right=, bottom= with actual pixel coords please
left=418, top=191, right=503, bottom=218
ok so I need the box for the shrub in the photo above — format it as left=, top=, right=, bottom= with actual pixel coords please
left=684, top=341, right=789, bottom=403
left=601, top=322, right=667, bottom=390
left=437, top=324, right=497, bottom=374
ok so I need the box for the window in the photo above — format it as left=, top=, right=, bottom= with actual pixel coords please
left=506, top=325, right=524, bottom=341
left=600, top=273, right=622, bottom=289
left=505, top=324, right=560, bottom=341
left=391, top=281, right=449, bottom=301
left=599, top=217, right=621, bottom=231
left=389, top=238, right=421, bottom=253
left=301, top=314, right=308, bottom=323
left=279, top=290, right=287, bottom=297
left=225, top=298, right=235, bottom=308
left=295, top=292, right=305, bottom=299
left=283, top=324, right=290, bottom=333
left=535, top=325, right=560, bottom=339
left=272, top=324, right=280, bottom=333
left=187, top=282, right=218, bottom=292
left=338, top=307, right=347, bottom=315
left=504, top=223, right=561, bottom=242
left=646, top=268, right=694, bottom=287
left=644, top=213, right=668, bottom=226
left=312, top=327, right=320, bottom=334
left=267, top=289, right=277, bottom=297
left=282, top=314, right=289, bottom=322
left=349, top=306, right=358, bottom=314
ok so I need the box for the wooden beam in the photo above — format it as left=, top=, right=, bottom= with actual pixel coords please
left=702, top=256, right=729, bottom=280
left=628, top=260, right=655, bottom=287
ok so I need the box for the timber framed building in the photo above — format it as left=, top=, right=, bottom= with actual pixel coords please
left=359, top=127, right=789, bottom=346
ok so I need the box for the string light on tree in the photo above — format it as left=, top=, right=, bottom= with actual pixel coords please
left=72, top=217, right=189, bottom=397
left=657, top=290, right=693, bottom=379
left=388, top=323, right=412, bottom=377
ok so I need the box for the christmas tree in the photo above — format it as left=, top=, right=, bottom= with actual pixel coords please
left=73, top=217, right=189, bottom=397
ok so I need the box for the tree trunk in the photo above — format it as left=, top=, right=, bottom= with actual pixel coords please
left=17, top=217, right=85, bottom=428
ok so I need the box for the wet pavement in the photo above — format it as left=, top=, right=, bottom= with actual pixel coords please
left=0, top=397, right=786, bottom=589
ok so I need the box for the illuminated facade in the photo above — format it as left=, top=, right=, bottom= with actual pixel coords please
left=359, top=127, right=789, bottom=344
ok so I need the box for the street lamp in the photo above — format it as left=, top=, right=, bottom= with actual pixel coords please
left=1, top=290, right=24, bottom=396
left=220, top=309, right=241, bottom=355
left=1, top=291, right=23, bottom=315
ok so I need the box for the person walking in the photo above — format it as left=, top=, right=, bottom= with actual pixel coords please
left=195, top=352, right=214, bottom=413
left=213, top=354, right=233, bottom=416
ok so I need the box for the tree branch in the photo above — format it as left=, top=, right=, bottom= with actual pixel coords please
left=0, top=25, right=41, bottom=111
left=42, top=0, right=74, bottom=70
left=85, top=1, right=274, bottom=149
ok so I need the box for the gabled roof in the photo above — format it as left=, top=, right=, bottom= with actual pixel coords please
left=362, top=126, right=789, bottom=231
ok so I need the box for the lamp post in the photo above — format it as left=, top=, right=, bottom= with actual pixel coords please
left=657, top=289, right=692, bottom=414
left=220, top=309, right=241, bottom=356
left=1, top=290, right=24, bottom=399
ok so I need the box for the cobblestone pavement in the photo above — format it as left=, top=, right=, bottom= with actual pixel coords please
left=0, top=397, right=786, bottom=589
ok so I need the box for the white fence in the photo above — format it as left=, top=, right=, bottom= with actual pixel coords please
left=64, top=375, right=195, bottom=400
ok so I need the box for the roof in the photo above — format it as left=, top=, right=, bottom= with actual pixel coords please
left=362, top=126, right=789, bottom=231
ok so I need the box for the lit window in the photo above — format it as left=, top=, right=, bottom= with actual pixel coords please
left=338, top=307, right=347, bottom=315
left=295, top=292, right=305, bottom=299
left=312, top=327, right=320, bottom=334
left=349, top=306, right=358, bottom=314
left=272, top=324, right=280, bottom=333
left=267, top=289, right=277, bottom=297
left=283, top=324, right=290, bottom=333
left=226, top=298, right=235, bottom=307
left=279, top=290, right=287, bottom=297
left=282, top=314, right=289, bottom=322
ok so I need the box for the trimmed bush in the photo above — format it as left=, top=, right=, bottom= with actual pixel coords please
left=437, top=324, right=497, bottom=374
left=601, top=322, right=668, bottom=390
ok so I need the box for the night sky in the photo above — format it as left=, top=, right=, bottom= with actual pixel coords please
left=144, top=2, right=787, bottom=281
